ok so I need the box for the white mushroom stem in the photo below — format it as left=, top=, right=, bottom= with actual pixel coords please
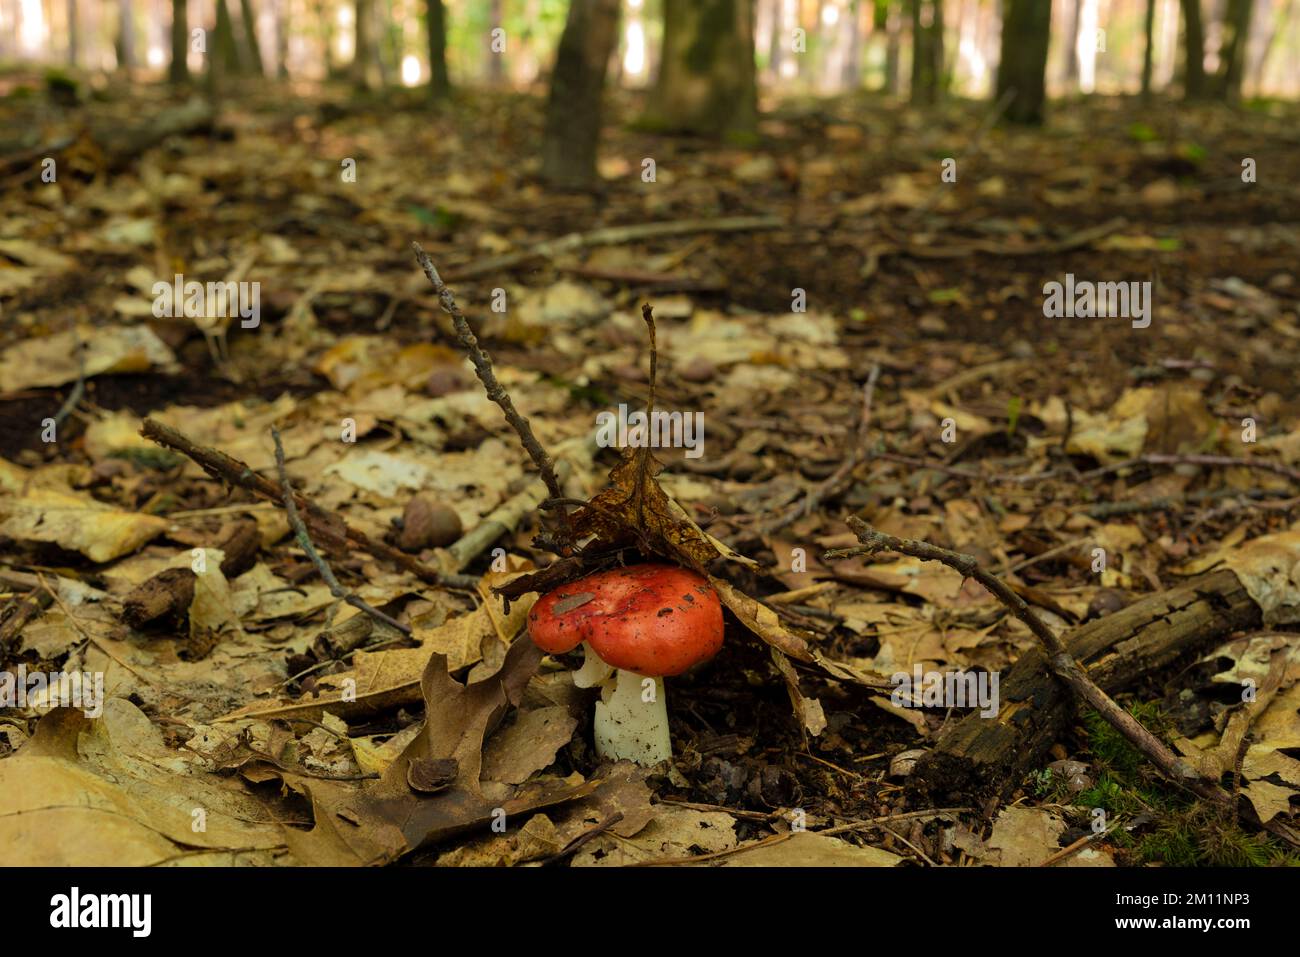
left=571, top=643, right=672, bottom=765
left=594, top=669, right=671, bottom=766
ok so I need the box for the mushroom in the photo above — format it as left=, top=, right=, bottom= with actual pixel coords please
left=527, top=563, right=723, bottom=765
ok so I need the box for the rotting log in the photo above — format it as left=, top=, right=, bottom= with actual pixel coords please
left=906, top=568, right=1262, bottom=809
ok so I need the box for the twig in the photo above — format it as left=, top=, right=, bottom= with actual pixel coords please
left=271, top=427, right=411, bottom=637
left=822, top=516, right=1242, bottom=813
left=1038, top=824, right=1116, bottom=867
left=439, top=216, right=782, bottom=281
left=139, top=419, right=478, bottom=590
left=412, top=242, right=571, bottom=546
left=540, top=811, right=625, bottom=866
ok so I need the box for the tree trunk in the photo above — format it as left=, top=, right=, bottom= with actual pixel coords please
left=1215, top=0, right=1255, bottom=100
left=67, top=0, right=78, bottom=65
left=238, top=0, right=263, bottom=75
left=910, top=0, right=943, bottom=105
left=541, top=0, right=621, bottom=189
left=1141, top=0, right=1156, bottom=98
left=647, top=0, right=758, bottom=136
left=884, top=1, right=902, bottom=93
left=427, top=0, right=450, bottom=98
left=1063, top=0, right=1081, bottom=85
left=488, top=0, right=505, bottom=84
left=273, top=0, right=289, bottom=78
left=766, top=0, right=784, bottom=80
left=209, top=0, right=241, bottom=96
left=170, top=0, right=189, bottom=84
left=353, top=0, right=375, bottom=88
left=1181, top=0, right=1207, bottom=97
left=117, top=0, right=135, bottom=70
left=995, top=0, right=1052, bottom=124
left=842, top=0, right=863, bottom=87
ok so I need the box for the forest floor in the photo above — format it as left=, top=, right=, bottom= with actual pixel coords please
left=2, top=78, right=1300, bottom=866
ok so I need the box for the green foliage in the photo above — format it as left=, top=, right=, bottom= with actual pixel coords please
left=1005, top=396, right=1022, bottom=436
left=722, top=128, right=761, bottom=149
left=408, top=204, right=461, bottom=230
left=1176, top=142, right=1208, bottom=165
left=44, top=68, right=78, bottom=94
left=1126, top=121, right=1158, bottom=143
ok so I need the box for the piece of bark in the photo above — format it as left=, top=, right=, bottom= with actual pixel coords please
left=906, top=568, right=1262, bottom=809
left=121, top=520, right=260, bottom=629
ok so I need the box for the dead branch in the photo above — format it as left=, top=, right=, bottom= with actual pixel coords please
left=412, top=243, right=570, bottom=538
left=272, top=427, right=411, bottom=637
left=139, top=419, right=477, bottom=590
left=823, top=517, right=1241, bottom=813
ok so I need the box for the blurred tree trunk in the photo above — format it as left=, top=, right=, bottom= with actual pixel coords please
left=67, top=0, right=78, bottom=65
left=208, top=0, right=239, bottom=99
left=1215, top=0, right=1255, bottom=99
left=1180, top=0, right=1207, bottom=97
left=1141, top=0, right=1156, bottom=98
left=273, top=0, right=289, bottom=78
left=995, top=0, right=1051, bottom=123
left=353, top=0, right=376, bottom=87
left=1254, top=0, right=1295, bottom=90
left=170, top=0, right=188, bottom=83
left=1063, top=0, right=1081, bottom=86
left=238, top=0, right=263, bottom=75
left=488, top=0, right=505, bottom=84
left=541, top=0, right=621, bottom=189
left=216, top=0, right=241, bottom=72
left=427, top=0, right=450, bottom=98
left=909, top=0, right=943, bottom=105
left=766, top=0, right=784, bottom=80
left=117, top=0, right=135, bottom=70
left=376, top=3, right=397, bottom=87
left=842, top=0, right=863, bottom=87
left=646, top=0, right=758, bottom=137
left=883, top=1, right=902, bottom=93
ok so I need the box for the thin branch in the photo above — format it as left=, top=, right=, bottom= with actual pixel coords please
left=822, top=516, right=1241, bottom=813
left=271, top=427, right=411, bottom=637
left=139, top=419, right=478, bottom=590
left=412, top=243, right=569, bottom=522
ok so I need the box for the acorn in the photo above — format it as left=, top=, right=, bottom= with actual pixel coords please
left=397, top=495, right=463, bottom=551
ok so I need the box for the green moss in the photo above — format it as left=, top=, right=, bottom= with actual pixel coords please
left=1031, top=702, right=1300, bottom=867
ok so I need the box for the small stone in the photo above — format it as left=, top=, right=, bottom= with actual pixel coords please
left=398, top=495, right=463, bottom=551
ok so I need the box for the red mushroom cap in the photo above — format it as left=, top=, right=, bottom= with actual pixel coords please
left=527, top=564, right=724, bottom=677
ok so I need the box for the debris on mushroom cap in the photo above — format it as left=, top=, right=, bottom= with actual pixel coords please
left=527, top=563, right=724, bottom=677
